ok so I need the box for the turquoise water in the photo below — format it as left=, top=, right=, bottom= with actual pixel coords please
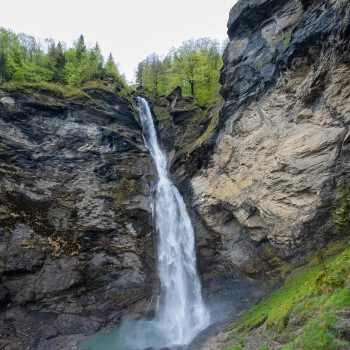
left=78, top=319, right=173, bottom=350
left=79, top=98, right=210, bottom=350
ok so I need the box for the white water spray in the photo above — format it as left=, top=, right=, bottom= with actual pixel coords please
left=137, top=97, right=210, bottom=347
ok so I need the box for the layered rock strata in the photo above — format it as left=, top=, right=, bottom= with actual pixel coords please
left=178, top=0, right=350, bottom=287
left=0, top=87, right=156, bottom=348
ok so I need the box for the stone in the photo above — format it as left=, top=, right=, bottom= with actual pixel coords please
left=0, top=88, right=157, bottom=346
left=0, top=96, right=15, bottom=107
left=42, top=325, right=59, bottom=339
left=335, top=310, right=350, bottom=341
left=54, top=314, right=100, bottom=335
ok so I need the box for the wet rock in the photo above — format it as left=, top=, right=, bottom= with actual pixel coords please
left=54, top=313, right=100, bottom=335
left=36, top=334, right=86, bottom=350
left=335, top=310, right=350, bottom=341
left=182, top=0, right=350, bottom=282
left=42, top=325, right=59, bottom=339
left=0, top=89, right=157, bottom=344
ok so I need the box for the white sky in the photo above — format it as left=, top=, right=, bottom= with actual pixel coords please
left=0, top=1, right=236, bottom=83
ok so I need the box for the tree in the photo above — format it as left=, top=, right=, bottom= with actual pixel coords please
left=145, top=53, right=163, bottom=94
left=86, top=42, right=104, bottom=79
left=171, top=38, right=222, bottom=104
left=18, top=33, right=36, bottom=62
left=135, top=60, right=145, bottom=88
left=105, top=52, right=118, bottom=75
left=0, top=28, right=20, bottom=81
left=75, top=34, right=86, bottom=61
left=0, top=27, right=125, bottom=89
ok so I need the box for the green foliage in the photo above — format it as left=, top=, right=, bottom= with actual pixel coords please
left=332, top=183, right=350, bottom=234
left=136, top=37, right=224, bottom=107
left=105, top=53, right=118, bottom=76
left=225, top=241, right=350, bottom=350
left=282, top=30, right=293, bottom=51
left=113, top=178, right=140, bottom=204
left=0, top=27, right=125, bottom=92
left=226, top=345, right=244, bottom=350
left=0, top=80, right=89, bottom=100
left=316, top=248, right=328, bottom=272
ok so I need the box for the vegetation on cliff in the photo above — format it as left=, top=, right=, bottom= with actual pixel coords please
left=0, top=27, right=127, bottom=96
left=223, top=240, right=350, bottom=350
left=332, top=183, right=350, bottom=235
left=135, top=38, right=224, bottom=106
left=0, top=27, right=224, bottom=109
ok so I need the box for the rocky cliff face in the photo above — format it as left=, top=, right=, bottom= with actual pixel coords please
left=1, top=0, right=350, bottom=347
left=0, top=86, right=157, bottom=348
left=168, top=0, right=350, bottom=298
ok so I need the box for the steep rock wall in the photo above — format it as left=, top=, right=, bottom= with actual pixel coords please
left=0, top=87, right=157, bottom=348
left=185, top=0, right=350, bottom=286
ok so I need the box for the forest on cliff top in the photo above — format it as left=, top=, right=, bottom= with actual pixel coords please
left=0, top=27, right=224, bottom=107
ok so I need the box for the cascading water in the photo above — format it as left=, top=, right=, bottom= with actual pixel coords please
left=79, top=97, right=210, bottom=350
left=137, top=97, right=210, bottom=347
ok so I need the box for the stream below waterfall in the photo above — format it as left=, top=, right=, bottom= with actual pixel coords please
left=79, top=97, right=210, bottom=350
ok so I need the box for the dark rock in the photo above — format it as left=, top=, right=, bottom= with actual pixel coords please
left=42, top=325, right=59, bottom=339
left=36, top=334, right=86, bottom=350
left=54, top=314, right=100, bottom=335
left=166, top=86, right=182, bottom=102
left=335, top=310, right=350, bottom=341
left=181, top=0, right=350, bottom=280
left=0, top=88, right=157, bottom=345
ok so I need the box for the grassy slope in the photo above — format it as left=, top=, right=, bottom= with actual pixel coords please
left=224, top=239, right=350, bottom=350
left=0, top=79, right=132, bottom=101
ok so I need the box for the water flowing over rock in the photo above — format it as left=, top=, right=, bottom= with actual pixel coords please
left=0, top=88, right=157, bottom=349
left=137, top=97, right=210, bottom=347
left=1, top=0, right=350, bottom=348
left=167, top=0, right=350, bottom=287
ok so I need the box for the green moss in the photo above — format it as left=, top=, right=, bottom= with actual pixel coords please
left=118, top=85, right=134, bottom=102
left=5, top=181, right=15, bottom=193
left=0, top=81, right=90, bottom=100
left=153, top=105, right=171, bottom=121
left=224, top=239, right=350, bottom=350
left=0, top=163, right=22, bottom=175
left=331, top=183, right=350, bottom=234
left=257, top=61, right=267, bottom=70
left=83, top=80, right=114, bottom=93
left=186, top=104, right=221, bottom=154
left=237, top=314, right=268, bottom=332
left=282, top=31, right=293, bottom=51
left=226, top=346, right=244, bottom=350
left=113, top=178, right=141, bottom=204
left=20, top=239, right=36, bottom=249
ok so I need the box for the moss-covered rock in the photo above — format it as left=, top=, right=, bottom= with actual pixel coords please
left=0, top=86, right=156, bottom=348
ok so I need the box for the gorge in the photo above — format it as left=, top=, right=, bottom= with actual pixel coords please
left=1, top=0, right=350, bottom=349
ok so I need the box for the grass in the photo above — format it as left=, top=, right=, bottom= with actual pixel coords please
left=83, top=80, right=115, bottom=93
left=224, top=239, right=350, bottom=349
left=0, top=78, right=135, bottom=110
left=182, top=97, right=223, bottom=155
left=112, top=177, right=141, bottom=204
left=0, top=80, right=90, bottom=100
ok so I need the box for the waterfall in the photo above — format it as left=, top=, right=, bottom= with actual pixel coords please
left=137, top=97, right=210, bottom=347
